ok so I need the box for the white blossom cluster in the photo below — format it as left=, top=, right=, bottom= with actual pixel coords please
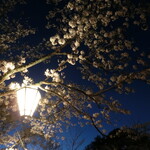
left=0, top=61, right=15, bottom=74
left=45, top=69, right=61, bottom=82
left=8, top=82, right=20, bottom=90
left=22, top=76, right=33, bottom=86
left=50, top=34, right=66, bottom=46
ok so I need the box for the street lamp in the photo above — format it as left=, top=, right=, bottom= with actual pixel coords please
left=16, top=86, right=41, bottom=117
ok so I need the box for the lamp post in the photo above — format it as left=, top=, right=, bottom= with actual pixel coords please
left=16, top=86, right=41, bottom=117
left=15, top=86, right=41, bottom=150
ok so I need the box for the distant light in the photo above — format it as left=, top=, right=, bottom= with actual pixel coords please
left=17, top=86, right=41, bottom=117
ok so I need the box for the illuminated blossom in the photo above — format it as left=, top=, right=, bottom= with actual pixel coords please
left=93, top=113, right=99, bottom=118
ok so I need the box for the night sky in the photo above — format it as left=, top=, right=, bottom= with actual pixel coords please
left=2, top=0, right=150, bottom=149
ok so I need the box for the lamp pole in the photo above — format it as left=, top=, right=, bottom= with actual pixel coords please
left=17, top=131, right=26, bottom=150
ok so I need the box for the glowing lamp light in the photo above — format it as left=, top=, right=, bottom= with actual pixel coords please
left=17, top=86, right=41, bottom=117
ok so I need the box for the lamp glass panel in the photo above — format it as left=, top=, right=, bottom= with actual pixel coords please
left=17, top=87, right=41, bottom=116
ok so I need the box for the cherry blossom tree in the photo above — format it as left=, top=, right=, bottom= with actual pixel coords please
left=0, top=0, right=150, bottom=148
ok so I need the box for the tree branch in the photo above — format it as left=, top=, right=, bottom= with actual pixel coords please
left=0, top=52, right=67, bottom=84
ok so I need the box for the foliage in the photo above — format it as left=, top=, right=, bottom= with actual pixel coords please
left=85, top=122, right=150, bottom=150
left=0, top=0, right=150, bottom=148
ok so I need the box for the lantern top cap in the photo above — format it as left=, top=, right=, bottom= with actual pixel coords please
left=19, top=85, right=39, bottom=90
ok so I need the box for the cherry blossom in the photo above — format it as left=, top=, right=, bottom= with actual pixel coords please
left=0, top=0, right=150, bottom=148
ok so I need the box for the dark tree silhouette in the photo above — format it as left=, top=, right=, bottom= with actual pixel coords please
left=85, top=123, right=150, bottom=150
